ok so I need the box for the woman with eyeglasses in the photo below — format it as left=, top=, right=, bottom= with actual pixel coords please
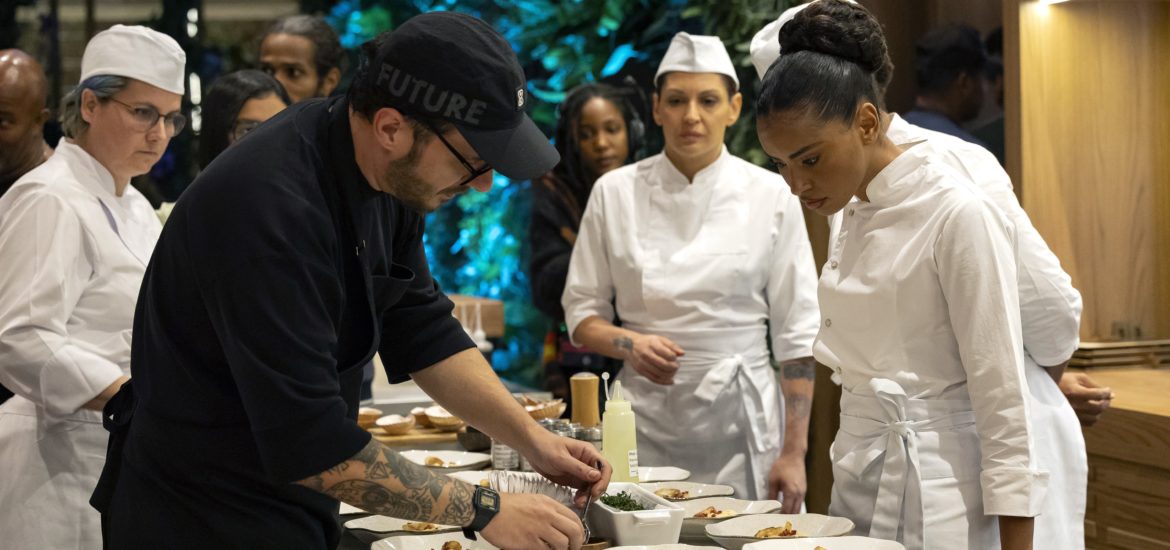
left=0, top=26, right=185, bottom=549
left=198, top=69, right=290, bottom=169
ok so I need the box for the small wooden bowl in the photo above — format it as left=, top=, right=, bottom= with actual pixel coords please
left=426, top=406, right=466, bottom=432
left=357, top=407, right=383, bottom=430
left=375, top=414, right=416, bottom=436
left=412, top=407, right=433, bottom=428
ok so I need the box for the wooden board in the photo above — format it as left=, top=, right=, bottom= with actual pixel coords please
left=369, top=426, right=461, bottom=446
left=448, top=294, right=505, bottom=338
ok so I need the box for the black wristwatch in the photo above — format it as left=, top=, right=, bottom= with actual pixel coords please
left=462, top=486, right=500, bottom=540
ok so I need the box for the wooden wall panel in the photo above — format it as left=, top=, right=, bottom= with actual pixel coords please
left=1013, top=0, right=1170, bottom=340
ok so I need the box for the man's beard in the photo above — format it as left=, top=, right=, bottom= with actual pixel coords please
left=382, top=154, right=439, bottom=213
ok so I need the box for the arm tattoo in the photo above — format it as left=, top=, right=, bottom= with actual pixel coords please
left=613, top=336, right=633, bottom=354
left=785, top=393, right=812, bottom=420
left=781, top=358, right=817, bottom=380
left=301, top=438, right=476, bottom=526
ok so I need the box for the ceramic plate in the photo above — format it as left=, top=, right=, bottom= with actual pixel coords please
left=638, top=481, right=735, bottom=501
left=637, top=466, right=691, bottom=482
left=400, top=450, right=491, bottom=471
left=742, top=536, right=906, bottom=550
left=339, top=502, right=366, bottom=515
left=678, top=497, right=783, bottom=539
left=345, top=515, right=459, bottom=535
left=608, top=545, right=712, bottom=550
left=371, top=532, right=498, bottom=550
left=705, top=514, right=856, bottom=550
left=446, top=470, right=493, bottom=487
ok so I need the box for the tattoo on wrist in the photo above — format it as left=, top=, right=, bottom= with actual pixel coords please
left=305, top=439, right=476, bottom=526
left=613, top=336, right=634, bottom=354
left=782, top=359, right=817, bottom=380
left=786, top=394, right=812, bottom=419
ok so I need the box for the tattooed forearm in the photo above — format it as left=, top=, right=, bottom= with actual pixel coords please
left=613, top=336, right=634, bottom=355
left=297, top=438, right=475, bottom=526
left=785, top=393, right=812, bottom=420
left=781, top=358, right=817, bottom=380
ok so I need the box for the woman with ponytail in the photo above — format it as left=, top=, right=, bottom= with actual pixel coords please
left=755, top=2, right=1044, bottom=548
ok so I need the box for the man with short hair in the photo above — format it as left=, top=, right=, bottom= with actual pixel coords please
left=0, top=49, right=51, bottom=197
left=903, top=24, right=989, bottom=148
left=259, top=14, right=344, bottom=103
left=93, top=13, right=607, bottom=550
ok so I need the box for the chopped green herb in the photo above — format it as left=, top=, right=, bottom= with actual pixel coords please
left=600, top=491, right=645, bottom=511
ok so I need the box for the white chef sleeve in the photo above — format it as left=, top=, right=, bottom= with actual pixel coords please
left=936, top=192, right=1048, bottom=518
left=0, top=190, right=123, bottom=420
left=767, top=192, right=820, bottom=363
left=949, top=147, right=1083, bottom=365
left=562, top=183, right=617, bottom=346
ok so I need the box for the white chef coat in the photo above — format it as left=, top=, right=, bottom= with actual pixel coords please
left=817, top=141, right=1047, bottom=550
left=828, top=114, right=1086, bottom=548
left=562, top=147, right=820, bottom=499
left=0, top=140, right=161, bottom=550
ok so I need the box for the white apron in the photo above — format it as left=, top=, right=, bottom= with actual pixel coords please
left=830, top=378, right=998, bottom=550
left=0, top=141, right=160, bottom=550
left=620, top=325, right=781, bottom=500
left=1024, top=357, right=1086, bottom=549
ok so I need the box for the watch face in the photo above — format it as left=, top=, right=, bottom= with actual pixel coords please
left=476, top=488, right=500, bottom=511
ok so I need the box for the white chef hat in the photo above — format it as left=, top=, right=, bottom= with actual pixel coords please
left=749, top=0, right=858, bottom=81
left=655, top=32, right=739, bottom=91
left=80, top=25, right=186, bottom=95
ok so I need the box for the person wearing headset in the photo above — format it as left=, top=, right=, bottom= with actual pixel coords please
left=529, top=82, right=644, bottom=397
left=562, top=33, right=820, bottom=506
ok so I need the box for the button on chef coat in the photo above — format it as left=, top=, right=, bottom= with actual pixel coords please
left=816, top=142, right=1046, bottom=518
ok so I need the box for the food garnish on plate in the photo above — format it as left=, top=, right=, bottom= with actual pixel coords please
left=754, top=521, right=798, bottom=538
left=653, top=487, right=689, bottom=500
left=599, top=491, right=645, bottom=511
left=692, top=505, right=737, bottom=519
left=424, top=456, right=457, bottom=467
left=402, top=521, right=439, bottom=532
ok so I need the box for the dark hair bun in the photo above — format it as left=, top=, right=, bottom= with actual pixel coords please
left=777, top=0, right=888, bottom=75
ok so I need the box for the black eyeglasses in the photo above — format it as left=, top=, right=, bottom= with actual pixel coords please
left=106, top=97, right=186, bottom=137
left=419, top=119, right=491, bottom=186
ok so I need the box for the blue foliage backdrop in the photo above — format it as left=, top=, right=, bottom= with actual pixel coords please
left=324, top=0, right=787, bottom=388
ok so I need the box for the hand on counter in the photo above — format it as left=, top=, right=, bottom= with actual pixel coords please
left=1059, top=371, right=1113, bottom=427
left=523, top=428, right=612, bottom=507
left=626, top=333, right=684, bottom=385
left=482, top=492, right=585, bottom=550
left=767, top=449, right=807, bottom=514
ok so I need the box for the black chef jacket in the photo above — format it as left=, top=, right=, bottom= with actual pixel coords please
left=92, top=97, right=475, bottom=549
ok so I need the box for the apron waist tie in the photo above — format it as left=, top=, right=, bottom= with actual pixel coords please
left=839, top=378, right=976, bottom=549
left=693, top=350, right=772, bottom=454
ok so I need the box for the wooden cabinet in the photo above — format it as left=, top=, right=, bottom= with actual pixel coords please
left=1075, top=367, right=1170, bottom=549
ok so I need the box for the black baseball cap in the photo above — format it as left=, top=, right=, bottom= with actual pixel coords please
left=359, top=12, right=558, bottom=180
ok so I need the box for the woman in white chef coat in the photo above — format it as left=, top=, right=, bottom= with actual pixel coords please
left=562, top=32, right=821, bottom=505
left=754, top=2, right=1044, bottom=549
left=751, top=3, right=1090, bottom=548
left=0, top=26, right=185, bottom=549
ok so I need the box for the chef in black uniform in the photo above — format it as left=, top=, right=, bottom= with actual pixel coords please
left=92, top=12, right=610, bottom=550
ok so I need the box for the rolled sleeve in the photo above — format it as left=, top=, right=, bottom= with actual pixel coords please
left=935, top=196, right=1048, bottom=517
left=767, top=192, right=820, bottom=363
left=203, top=256, right=371, bottom=483
left=0, top=190, right=123, bottom=420
left=562, top=186, right=616, bottom=344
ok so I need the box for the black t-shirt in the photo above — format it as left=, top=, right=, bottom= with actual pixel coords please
left=101, top=97, right=475, bottom=549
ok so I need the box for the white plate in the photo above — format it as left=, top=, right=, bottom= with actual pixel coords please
left=339, top=502, right=366, bottom=515
left=637, top=466, right=691, bottom=482
left=608, top=545, right=712, bottom=550
left=742, top=536, right=906, bottom=550
left=446, top=470, right=493, bottom=486
left=345, top=515, right=459, bottom=535
left=639, top=481, right=735, bottom=501
left=400, top=450, right=490, bottom=472
left=371, top=532, right=498, bottom=550
left=678, top=497, right=782, bottom=539
left=705, top=514, right=856, bottom=550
